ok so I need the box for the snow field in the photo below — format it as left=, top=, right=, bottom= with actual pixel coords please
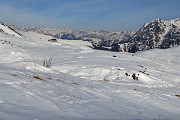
left=0, top=30, right=180, bottom=120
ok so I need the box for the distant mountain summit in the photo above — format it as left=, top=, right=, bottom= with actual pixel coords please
left=126, top=18, right=180, bottom=52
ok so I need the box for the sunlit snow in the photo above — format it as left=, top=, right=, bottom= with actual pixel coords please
left=0, top=23, right=180, bottom=120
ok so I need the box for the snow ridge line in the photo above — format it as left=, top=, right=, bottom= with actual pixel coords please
left=0, top=21, right=23, bottom=38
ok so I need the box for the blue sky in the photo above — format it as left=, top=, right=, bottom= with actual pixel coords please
left=0, top=0, right=179, bottom=31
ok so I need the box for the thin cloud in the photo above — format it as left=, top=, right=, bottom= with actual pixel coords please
left=0, top=4, right=64, bottom=28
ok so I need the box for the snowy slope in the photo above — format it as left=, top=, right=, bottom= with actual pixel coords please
left=0, top=31, right=180, bottom=120
left=17, top=30, right=92, bottom=46
left=0, top=22, right=22, bottom=38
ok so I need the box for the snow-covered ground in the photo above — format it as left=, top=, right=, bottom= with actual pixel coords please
left=0, top=30, right=180, bottom=120
left=18, top=30, right=92, bottom=46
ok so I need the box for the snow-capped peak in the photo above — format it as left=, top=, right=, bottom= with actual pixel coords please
left=169, top=18, right=180, bottom=27
left=120, top=18, right=180, bottom=53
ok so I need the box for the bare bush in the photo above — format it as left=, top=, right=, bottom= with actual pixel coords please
left=43, top=58, right=52, bottom=68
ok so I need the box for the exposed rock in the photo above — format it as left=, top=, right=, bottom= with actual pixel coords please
left=48, top=39, right=57, bottom=42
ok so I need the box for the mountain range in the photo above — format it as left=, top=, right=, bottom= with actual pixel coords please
left=10, top=25, right=134, bottom=43
left=4, top=18, right=180, bottom=53
left=90, top=18, right=180, bottom=53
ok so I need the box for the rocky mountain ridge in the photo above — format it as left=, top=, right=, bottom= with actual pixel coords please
left=125, top=18, right=180, bottom=52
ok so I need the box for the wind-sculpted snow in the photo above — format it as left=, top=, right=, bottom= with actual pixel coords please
left=0, top=28, right=180, bottom=120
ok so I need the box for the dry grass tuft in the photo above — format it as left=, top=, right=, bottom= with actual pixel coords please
left=33, top=75, right=43, bottom=80
left=9, top=73, right=18, bottom=76
left=175, top=94, right=180, bottom=98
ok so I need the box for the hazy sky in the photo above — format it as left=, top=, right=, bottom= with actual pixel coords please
left=0, top=0, right=179, bottom=31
